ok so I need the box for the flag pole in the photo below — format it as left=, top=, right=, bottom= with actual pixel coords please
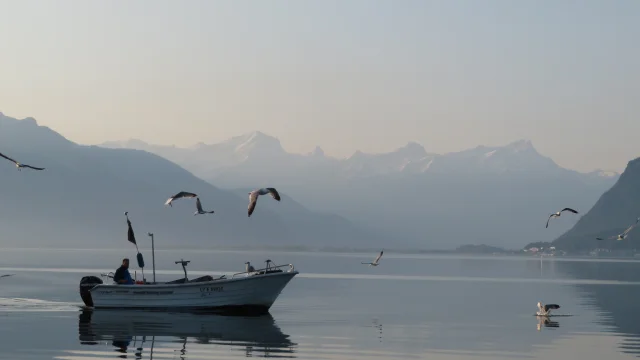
left=125, top=211, right=145, bottom=283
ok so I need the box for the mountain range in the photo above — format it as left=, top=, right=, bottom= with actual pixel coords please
left=0, top=112, right=385, bottom=251
left=101, top=131, right=619, bottom=249
left=103, top=132, right=619, bottom=181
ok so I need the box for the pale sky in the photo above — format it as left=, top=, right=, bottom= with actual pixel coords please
left=1, top=0, right=638, bottom=172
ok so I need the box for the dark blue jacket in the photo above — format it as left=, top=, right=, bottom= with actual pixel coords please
left=113, top=266, right=134, bottom=284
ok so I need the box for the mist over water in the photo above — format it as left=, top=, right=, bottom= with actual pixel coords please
left=1, top=2, right=638, bottom=359
left=0, top=249, right=639, bottom=359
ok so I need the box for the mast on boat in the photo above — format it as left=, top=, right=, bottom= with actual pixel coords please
left=147, top=232, right=156, bottom=284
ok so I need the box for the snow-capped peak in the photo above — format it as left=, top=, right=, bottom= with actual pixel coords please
left=484, top=150, right=497, bottom=158
left=588, top=169, right=619, bottom=178
left=101, top=139, right=150, bottom=149
left=310, top=146, right=325, bottom=157
left=226, top=131, right=285, bottom=159
left=398, top=141, right=427, bottom=157
left=349, top=150, right=365, bottom=159
left=504, top=139, right=534, bottom=152
left=220, top=131, right=279, bottom=150
left=234, top=131, right=269, bottom=150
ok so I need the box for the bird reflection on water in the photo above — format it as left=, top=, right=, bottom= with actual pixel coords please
left=536, top=316, right=560, bottom=331
left=371, top=318, right=383, bottom=342
left=76, top=309, right=296, bottom=359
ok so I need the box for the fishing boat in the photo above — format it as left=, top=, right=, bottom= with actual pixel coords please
left=78, top=213, right=298, bottom=314
left=80, top=259, right=297, bottom=314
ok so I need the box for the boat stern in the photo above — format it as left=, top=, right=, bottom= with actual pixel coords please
left=79, top=276, right=104, bottom=307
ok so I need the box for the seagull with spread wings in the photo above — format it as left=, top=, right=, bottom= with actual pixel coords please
left=194, top=197, right=214, bottom=215
left=247, top=188, right=281, bottom=217
left=537, top=302, right=560, bottom=316
left=362, top=250, right=384, bottom=267
left=596, top=217, right=640, bottom=241
left=164, top=191, right=198, bottom=207
left=546, top=208, right=579, bottom=228
left=0, top=151, right=44, bottom=171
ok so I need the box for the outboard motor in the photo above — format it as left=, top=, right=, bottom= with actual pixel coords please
left=79, top=276, right=103, bottom=307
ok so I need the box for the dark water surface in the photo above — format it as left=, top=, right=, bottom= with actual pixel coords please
left=0, top=248, right=639, bottom=359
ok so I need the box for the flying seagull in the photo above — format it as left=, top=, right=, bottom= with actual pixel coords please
left=597, top=217, right=640, bottom=241
left=164, top=191, right=198, bottom=207
left=0, top=151, right=44, bottom=171
left=248, top=188, right=281, bottom=217
left=194, top=197, right=214, bottom=215
left=546, top=208, right=579, bottom=228
left=537, top=302, right=560, bottom=316
left=362, top=250, right=384, bottom=267
left=0, top=274, right=15, bottom=278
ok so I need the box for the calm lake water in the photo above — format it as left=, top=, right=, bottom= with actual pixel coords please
left=1, top=248, right=640, bottom=359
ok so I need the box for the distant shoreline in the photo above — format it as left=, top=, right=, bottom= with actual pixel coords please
left=1, top=245, right=640, bottom=260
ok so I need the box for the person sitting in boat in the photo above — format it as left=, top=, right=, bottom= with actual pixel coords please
left=113, top=258, right=134, bottom=285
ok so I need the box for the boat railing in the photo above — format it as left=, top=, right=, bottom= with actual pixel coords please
left=231, top=264, right=295, bottom=279
left=100, top=272, right=115, bottom=281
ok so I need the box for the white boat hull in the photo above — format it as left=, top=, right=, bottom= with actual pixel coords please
left=88, top=271, right=297, bottom=314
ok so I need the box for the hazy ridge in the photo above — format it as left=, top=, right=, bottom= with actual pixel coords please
left=101, top=131, right=618, bottom=249
left=0, top=113, right=386, bottom=250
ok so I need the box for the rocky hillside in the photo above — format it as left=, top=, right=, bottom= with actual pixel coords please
left=552, top=157, right=640, bottom=252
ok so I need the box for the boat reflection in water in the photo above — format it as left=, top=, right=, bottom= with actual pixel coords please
left=77, top=309, right=296, bottom=358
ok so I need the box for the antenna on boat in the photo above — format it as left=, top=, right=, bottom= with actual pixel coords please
left=147, top=232, right=156, bottom=284
left=175, top=259, right=190, bottom=281
left=125, top=211, right=145, bottom=283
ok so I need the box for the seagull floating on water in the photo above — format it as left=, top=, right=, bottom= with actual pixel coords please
left=0, top=151, right=44, bottom=171
left=248, top=188, right=281, bottom=217
left=537, top=302, right=560, bottom=316
left=194, top=197, right=214, bottom=215
left=362, top=251, right=384, bottom=267
left=164, top=191, right=198, bottom=207
left=546, top=208, right=579, bottom=228
left=597, top=217, right=640, bottom=241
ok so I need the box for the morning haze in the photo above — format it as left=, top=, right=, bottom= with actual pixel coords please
left=1, top=0, right=638, bottom=172
left=4, top=2, right=640, bottom=360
